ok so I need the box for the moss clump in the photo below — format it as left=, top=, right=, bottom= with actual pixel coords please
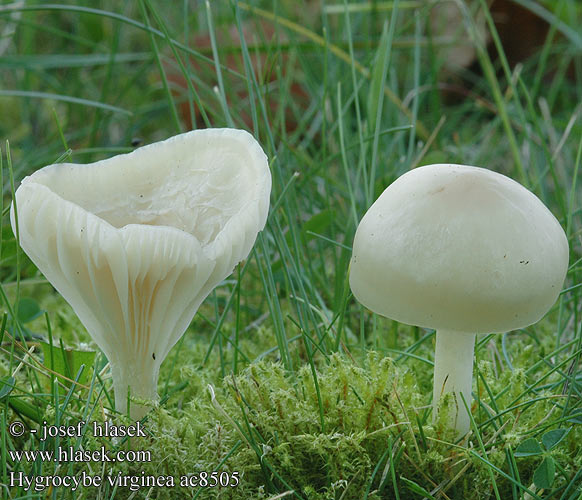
left=48, top=348, right=574, bottom=500
left=4, top=326, right=581, bottom=499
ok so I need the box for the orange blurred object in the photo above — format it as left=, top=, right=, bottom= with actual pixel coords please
left=429, top=0, right=570, bottom=72
left=167, top=19, right=309, bottom=131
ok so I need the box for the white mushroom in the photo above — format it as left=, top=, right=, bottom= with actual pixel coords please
left=349, top=164, right=569, bottom=437
left=11, top=128, right=271, bottom=419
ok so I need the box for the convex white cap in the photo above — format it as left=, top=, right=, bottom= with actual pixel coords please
left=12, top=128, right=271, bottom=418
left=350, top=164, right=569, bottom=334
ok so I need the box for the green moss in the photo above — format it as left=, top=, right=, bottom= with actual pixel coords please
left=3, top=316, right=582, bottom=500
left=28, top=346, right=573, bottom=499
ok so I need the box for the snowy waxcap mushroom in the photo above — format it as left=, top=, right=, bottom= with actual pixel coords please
left=350, top=163, right=568, bottom=436
left=11, top=128, right=271, bottom=419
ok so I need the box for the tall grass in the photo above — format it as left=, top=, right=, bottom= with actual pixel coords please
left=0, top=1, right=581, bottom=499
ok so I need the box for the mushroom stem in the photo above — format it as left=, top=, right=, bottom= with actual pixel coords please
left=110, top=360, right=160, bottom=420
left=432, top=329, right=476, bottom=437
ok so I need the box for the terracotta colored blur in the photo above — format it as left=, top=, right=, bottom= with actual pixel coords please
left=167, top=19, right=309, bottom=131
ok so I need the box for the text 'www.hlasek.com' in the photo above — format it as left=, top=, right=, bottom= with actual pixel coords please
left=8, top=420, right=240, bottom=492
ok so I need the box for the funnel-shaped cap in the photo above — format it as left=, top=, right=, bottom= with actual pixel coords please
left=12, top=128, right=271, bottom=418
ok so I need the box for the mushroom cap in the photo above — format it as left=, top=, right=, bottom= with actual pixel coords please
left=349, top=164, right=569, bottom=333
left=11, top=128, right=271, bottom=376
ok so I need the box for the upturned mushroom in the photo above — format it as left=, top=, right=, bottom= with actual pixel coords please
left=11, top=128, right=271, bottom=419
left=349, top=164, right=568, bottom=437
